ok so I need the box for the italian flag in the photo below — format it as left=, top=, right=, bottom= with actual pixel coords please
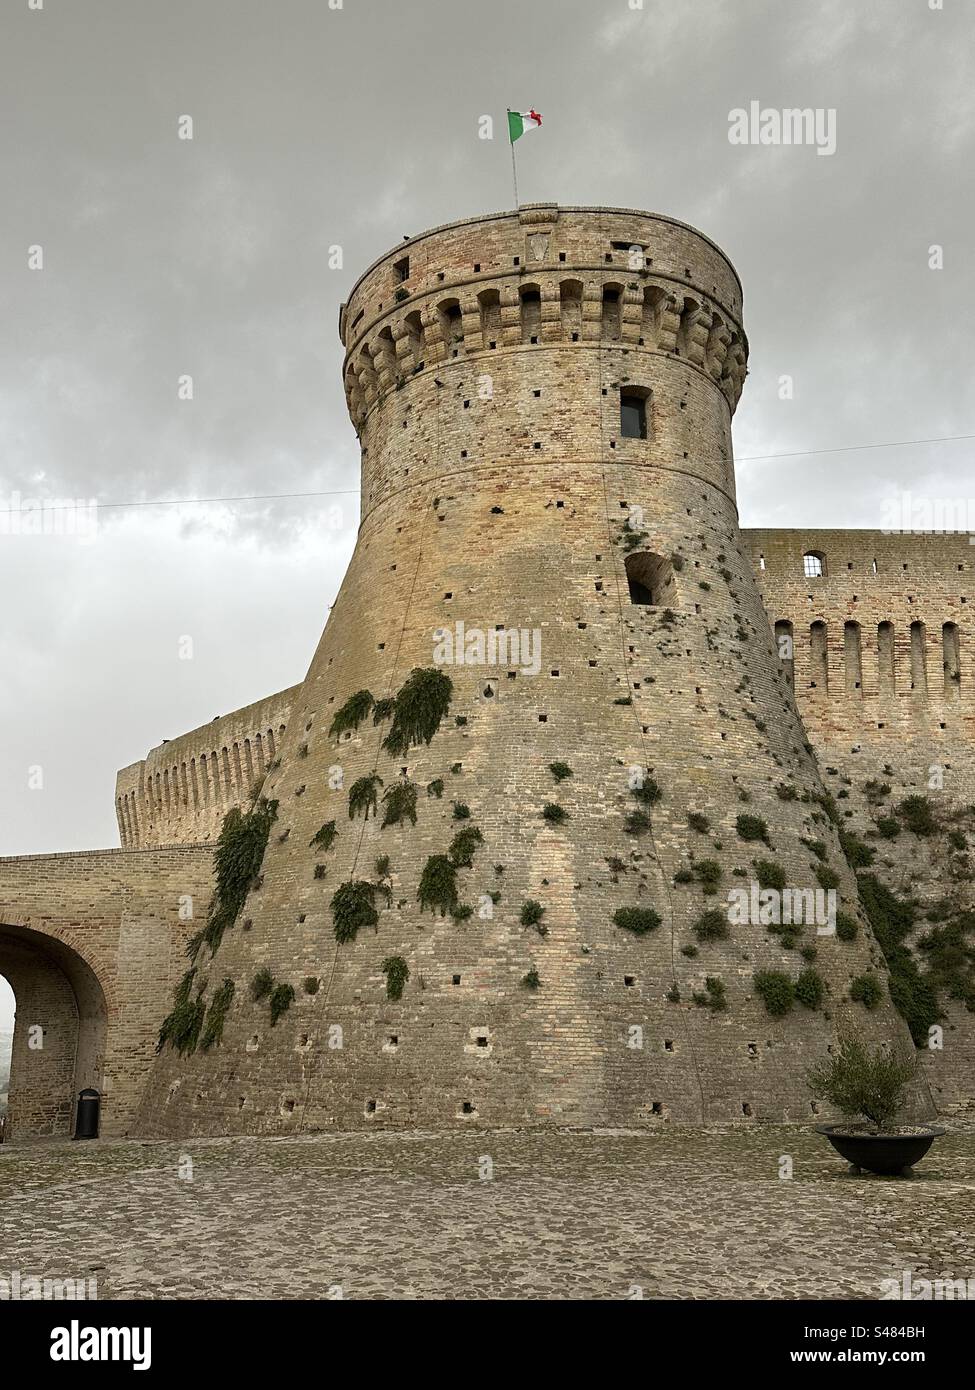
left=508, top=108, right=542, bottom=142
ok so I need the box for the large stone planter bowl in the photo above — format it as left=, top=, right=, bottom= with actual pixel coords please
left=816, top=1124, right=945, bottom=1176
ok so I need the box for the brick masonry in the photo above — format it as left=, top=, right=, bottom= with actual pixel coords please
left=4, top=206, right=969, bottom=1139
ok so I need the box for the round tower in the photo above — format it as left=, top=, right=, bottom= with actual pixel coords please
left=142, top=206, right=927, bottom=1134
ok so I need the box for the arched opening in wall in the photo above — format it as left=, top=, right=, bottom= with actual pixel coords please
left=437, top=298, right=463, bottom=356
left=943, top=622, right=961, bottom=699
left=477, top=289, right=502, bottom=349
left=774, top=620, right=795, bottom=685
left=624, top=551, right=674, bottom=606
left=403, top=310, right=425, bottom=370
left=375, top=326, right=397, bottom=383
left=878, top=621, right=895, bottom=694
left=676, top=297, right=701, bottom=358
left=519, top=285, right=541, bottom=344
left=601, top=283, right=623, bottom=341
left=910, top=621, right=928, bottom=696
left=844, top=622, right=863, bottom=695
left=0, top=925, right=108, bottom=1142
left=559, top=279, right=583, bottom=340
left=0, top=974, right=14, bottom=1140
left=641, top=285, right=668, bottom=348
left=809, top=621, right=828, bottom=692
left=803, top=551, right=827, bottom=579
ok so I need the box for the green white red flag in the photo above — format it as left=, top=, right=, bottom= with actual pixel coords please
left=507, top=109, right=542, bottom=142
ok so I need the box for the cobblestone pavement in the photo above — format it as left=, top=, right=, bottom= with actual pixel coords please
left=2, top=1125, right=974, bottom=1299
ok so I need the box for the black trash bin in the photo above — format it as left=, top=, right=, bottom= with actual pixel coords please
left=73, top=1088, right=100, bottom=1140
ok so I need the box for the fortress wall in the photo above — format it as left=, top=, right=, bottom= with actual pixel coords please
left=140, top=208, right=928, bottom=1138
left=0, top=846, right=214, bottom=1136
left=746, top=529, right=975, bottom=1112
left=114, top=687, right=299, bottom=850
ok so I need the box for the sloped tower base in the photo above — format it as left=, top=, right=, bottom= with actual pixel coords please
left=141, top=207, right=931, bottom=1134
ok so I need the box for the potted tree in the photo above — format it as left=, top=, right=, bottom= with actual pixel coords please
left=808, top=1036, right=945, bottom=1176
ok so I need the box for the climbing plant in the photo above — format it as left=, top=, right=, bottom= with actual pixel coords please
left=614, top=907, right=662, bottom=936
left=269, top=983, right=296, bottom=1025
left=381, top=780, right=418, bottom=828
left=448, top=824, right=483, bottom=867
left=331, top=880, right=379, bottom=942
left=329, top=689, right=374, bottom=738
left=382, top=956, right=410, bottom=1000
left=309, top=820, right=338, bottom=852
left=382, top=667, right=453, bottom=755
left=348, top=774, right=383, bottom=820
left=417, top=855, right=458, bottom=915
left=199, top=978, right=235, bottom=1051
left=198, top=796, right=279, bottom=956
left=157, top=968, right=206, bottom=1055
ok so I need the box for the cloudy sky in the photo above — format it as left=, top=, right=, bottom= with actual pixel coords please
left=1, top=0, right=972, bottom=874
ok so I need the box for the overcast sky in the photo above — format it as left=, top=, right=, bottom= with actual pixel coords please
left=1, top=0, right=972, bottom=883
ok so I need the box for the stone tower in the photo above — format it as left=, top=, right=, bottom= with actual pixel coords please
left=142, top=206, right=927, bottom=1135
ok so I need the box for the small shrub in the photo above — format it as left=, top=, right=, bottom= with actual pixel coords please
left=694, top=860, right=722, bottom=894
left=451, top=903, right=474, bottom=922
left=835, top=911, right=859, bottom=942
left=693, top=909, right=729, bottom=943
left=673, top=867, right=694, bottom=884
left=802, top=838, right=828, bottom=862
left=623, top=809, right=652, bottom=835
left=549, top=761, right=573, bottom=782
left=693, top=977, right=727, bottom=1011
left=542, top=803, right=568, bottom=824
left=755, top=859, right=787, bottom=892
left=631, top=778, right=662, bottom=805
left=948, top=829, right=967, bottom=852
left=520, top=899, right=546, bottom=929
left=806, top=1035, right=918, bottom=1130
left=303, top=976, right=320, bottom=995
left=897, top=795, right=937, bottom=837
left=313, top=864, right=327, bottom=880
left=794, top=969, right=825, bottom=1010
left=814, top=863, right=841, bottom=891
left=687, top=811, right=710, bottom=833
left=381, top=956, right=410, bottom=1000
left=736, top=814, right=770, bottom=846
left=876, top=817, right=901, bottom=840
left=613, top=907, right=662, bottom=935
left=850, top=973, right=883, bottom=1010
left=754, top=970, right=795, bottom=1016
left=452, top=801, right=471, bottom=820
left=839, top=828, right=874, bottom=869
left=522, top=968, right=541, bottom=990
left=250, top=968, right=274, bottom=1002
left=775, top=783, right=798, bottom=801
left=426, top=778, right=445, bottom=798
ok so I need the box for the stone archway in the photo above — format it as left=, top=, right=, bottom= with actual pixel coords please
left=0, top=923, right=108, bottom=1140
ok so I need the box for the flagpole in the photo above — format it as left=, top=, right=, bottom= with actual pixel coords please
left=506, top=109, right=519, bottom=207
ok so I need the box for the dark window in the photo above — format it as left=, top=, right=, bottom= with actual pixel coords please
left=620, top=393, right=647, bottom=439
left=393, top=255, right=410, bottom=282
left=627, top=576, right=653, bottom=604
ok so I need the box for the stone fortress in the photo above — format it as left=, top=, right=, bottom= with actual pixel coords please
left=2, top=206, right=973, bottom=1141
